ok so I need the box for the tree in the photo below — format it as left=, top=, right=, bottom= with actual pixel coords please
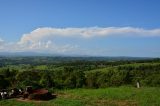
left=40, top=71, right=54, bottom=88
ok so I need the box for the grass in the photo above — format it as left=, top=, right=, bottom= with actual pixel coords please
left=0, top=86, right=160, bottom=106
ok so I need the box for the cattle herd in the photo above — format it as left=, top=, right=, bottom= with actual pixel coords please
left=0, top=88, right=24, bottom=99
left=0, top=86, right=55, bottom=100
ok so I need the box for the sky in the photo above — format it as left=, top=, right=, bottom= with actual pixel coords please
left=0, top=0, right=160, bottom=57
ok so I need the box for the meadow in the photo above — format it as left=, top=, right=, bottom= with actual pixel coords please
left=0, top=86, right=160, bottom=106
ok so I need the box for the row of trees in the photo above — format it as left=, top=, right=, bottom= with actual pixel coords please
left=0, top=62, right=160, bottom=89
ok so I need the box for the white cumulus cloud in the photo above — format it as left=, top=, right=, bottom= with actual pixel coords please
left=0, top=27, right=160, bottom=55
left=19, top=27, right=160, bottom=45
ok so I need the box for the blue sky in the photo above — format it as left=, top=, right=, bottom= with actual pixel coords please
left=0, top=0, right=160, bottom=57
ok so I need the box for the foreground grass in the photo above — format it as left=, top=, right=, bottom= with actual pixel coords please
left=0, top=86, right=160, bottom=106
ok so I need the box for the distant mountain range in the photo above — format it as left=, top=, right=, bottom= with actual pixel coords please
left=0, top=52, right=155, bottom=61
left=0, top=52, right=57, bottom=56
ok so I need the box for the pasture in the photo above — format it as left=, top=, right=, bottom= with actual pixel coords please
left=0, top=86, right=160, bottom=106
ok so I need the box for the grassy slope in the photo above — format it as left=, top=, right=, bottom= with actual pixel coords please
left=0, top=86, right=160, bottom=106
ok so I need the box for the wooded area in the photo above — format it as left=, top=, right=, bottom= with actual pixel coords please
left=0, top=57, right=160, bottom=90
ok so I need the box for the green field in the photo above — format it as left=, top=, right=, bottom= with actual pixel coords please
left=0, top=86, right=160, bottom=106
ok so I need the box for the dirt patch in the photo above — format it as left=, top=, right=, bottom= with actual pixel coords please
left=16, top=98, right=46, bottom=103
